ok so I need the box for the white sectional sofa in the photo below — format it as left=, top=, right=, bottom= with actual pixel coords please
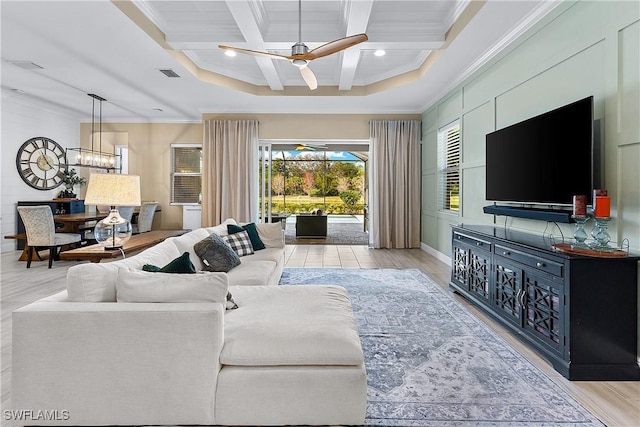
left=11, top=220, right=367, bottom=426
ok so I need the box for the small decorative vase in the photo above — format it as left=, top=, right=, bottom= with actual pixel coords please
left=63, top=186, right=74, bottom=198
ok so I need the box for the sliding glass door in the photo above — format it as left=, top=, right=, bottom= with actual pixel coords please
left=258, top=142, right=272, bottom=222
left=259, top=141, right=367, bottom=216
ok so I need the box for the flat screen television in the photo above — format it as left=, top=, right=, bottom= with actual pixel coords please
left=485, top=96, right=594, bottom=205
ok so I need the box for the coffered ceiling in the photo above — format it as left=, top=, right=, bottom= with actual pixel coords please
left=132, top=0, right=458, bottom=91
left=1, top=1, right=560, bottom=122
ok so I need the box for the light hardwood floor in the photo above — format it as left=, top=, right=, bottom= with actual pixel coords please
left=1, top=245, right=639, bottom=426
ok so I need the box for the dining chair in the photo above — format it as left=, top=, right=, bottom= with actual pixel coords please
left=118, top=206, right=135, bottom=222
left=17, top=206, right=82, bottom=268
left=132, top=201, right=158, bottom=234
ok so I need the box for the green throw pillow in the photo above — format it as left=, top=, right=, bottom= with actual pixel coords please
left=142, top=252, right=196, bottom=274
left=227, top=223, right=265, bottom=251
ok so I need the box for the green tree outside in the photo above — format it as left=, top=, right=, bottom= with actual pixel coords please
left=259, top=151, right=366, bottom=214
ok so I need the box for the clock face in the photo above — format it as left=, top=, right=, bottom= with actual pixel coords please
left=16, top=137, right=68, bottom=190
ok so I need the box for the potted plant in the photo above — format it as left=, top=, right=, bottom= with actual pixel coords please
left=60, top=168, right=87, bottom=198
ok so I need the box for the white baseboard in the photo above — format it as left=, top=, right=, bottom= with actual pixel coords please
left=420, top=242, right=451, bottom=266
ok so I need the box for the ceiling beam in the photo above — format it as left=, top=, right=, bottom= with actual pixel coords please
left=338, top=0, right=373, bottom=90
left=224, top=0, right=284, bottom=90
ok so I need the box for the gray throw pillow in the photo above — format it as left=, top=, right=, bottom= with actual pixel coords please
left=194, top=233, right=241, bottom=272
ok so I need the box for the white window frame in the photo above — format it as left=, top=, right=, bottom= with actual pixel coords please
left=438, top=121, right=461, bottom=213
left=170, top=143, right=202, bottom=205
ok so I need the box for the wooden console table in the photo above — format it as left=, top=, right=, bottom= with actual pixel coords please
left=59, top=230, right=186, bottom=263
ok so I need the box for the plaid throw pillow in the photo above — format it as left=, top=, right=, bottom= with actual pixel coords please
left=223, top=230, right=254, bottom=257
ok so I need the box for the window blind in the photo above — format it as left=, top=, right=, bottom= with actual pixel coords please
left=438, top=122, right=460, bottom=212
left=171, top=144, right=202, bottom=204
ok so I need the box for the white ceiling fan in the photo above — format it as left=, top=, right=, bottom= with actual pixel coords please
left=219, top=0, right=368, bottom=90
left=295, top=143, right=328, bottom=151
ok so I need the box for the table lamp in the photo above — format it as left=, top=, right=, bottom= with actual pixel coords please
left=84, top=173, right=141, bottom=250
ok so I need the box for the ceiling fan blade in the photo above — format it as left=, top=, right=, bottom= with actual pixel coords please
left=302, top=33, right=368, bottom=60
left=296, top=143, right=327, bottom=151
left=299, top=66, right=318, bottom=90
left=218, top=45, right=291, bottom=61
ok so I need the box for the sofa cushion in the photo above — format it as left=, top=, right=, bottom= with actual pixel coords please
left=255, top=222, right=285, bottom=248
left=66, top=239, right=181, bottom=302
left=221, top=285, right=364, bottom=366
left=194, top=233, right=241, bottom=273
left=223, top=230, right=254, bottom=257
left=115, top=268, right=228, bottom=303
left=204, top=218, right=238, bottom=237
left=226, top=260, right=276, bottom=286
left=143, top=252, right=197, bottom=274
left=242, top=247, right=283, bottom=264
left=167, top=228, right=211, bottom=271
left=229, top=223, right=265, bottom=251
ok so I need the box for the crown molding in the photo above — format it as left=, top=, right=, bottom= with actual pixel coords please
left=419, top=0, right=564, bottom=112
left=1, top=88, right=85, bottom=120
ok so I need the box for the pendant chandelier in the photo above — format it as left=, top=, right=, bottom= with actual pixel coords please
left=66, top=93, right=120, bottom=170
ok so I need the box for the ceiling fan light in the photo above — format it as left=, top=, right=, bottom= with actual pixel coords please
left=292, top=59, right=308, bottom=67
left=374, top=49, right=386, bottom=57
left=224, top=50, right=237, bottom=57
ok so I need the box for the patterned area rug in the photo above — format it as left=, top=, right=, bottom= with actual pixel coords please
left=279, top=268, right=604, bottom=427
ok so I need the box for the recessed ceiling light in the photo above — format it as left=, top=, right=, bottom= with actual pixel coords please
left=374, top=50, right=386, bottom=57
left=225, top=50, right=237, bottom=57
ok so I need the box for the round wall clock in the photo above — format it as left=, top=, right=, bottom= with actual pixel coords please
left=16, top=137, right=68, bottom=190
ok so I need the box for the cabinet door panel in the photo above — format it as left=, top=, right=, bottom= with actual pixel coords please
left=524, top=272, right=563, bottom=354
left=468, top=249, right=490, bottom=302
left=493, top=257, right=523, bottom=327
left=451, top=243, right=469, bottom=290
left=69, top=200, right=85, bottom=213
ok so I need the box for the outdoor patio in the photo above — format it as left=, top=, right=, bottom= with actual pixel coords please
left=284, top=214, right=368, bottom=245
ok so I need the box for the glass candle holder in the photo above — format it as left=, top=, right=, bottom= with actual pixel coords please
left=571, top=215, right=590, bottom=248
left=589, top=217, right=613, bottom=252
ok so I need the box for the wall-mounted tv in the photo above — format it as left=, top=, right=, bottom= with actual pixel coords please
left=485, top=96, right=594, bottom=206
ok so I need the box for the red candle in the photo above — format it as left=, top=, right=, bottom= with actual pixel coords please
left=572, top=195, right=587, bottom=216
left=593, top=189, right=607, bottom=212
left=594, top=196, right=610, bottom=218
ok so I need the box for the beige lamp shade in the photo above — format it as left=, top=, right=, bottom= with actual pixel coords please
left=84, top=173, right=141, bottom=207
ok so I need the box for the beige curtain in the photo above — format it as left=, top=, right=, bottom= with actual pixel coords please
left=202, top=120, right=259, bottom=226
left=369, top=120, right=421, bottom=249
